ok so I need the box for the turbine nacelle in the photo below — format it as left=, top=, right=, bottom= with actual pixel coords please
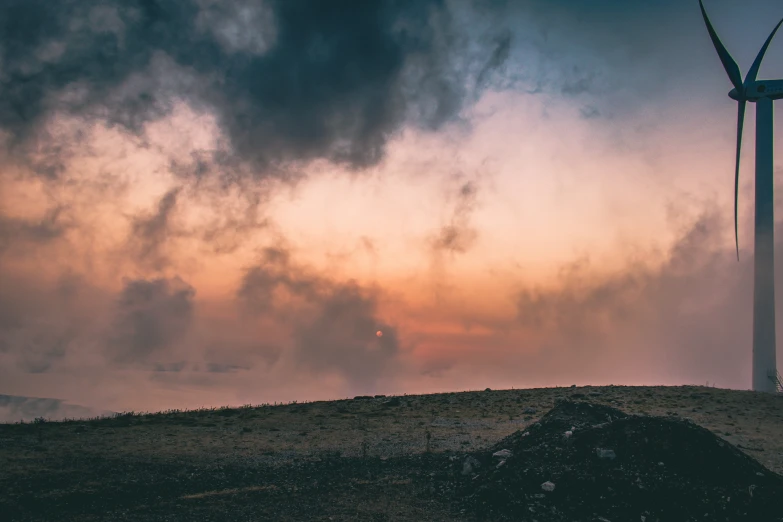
left=739, top=80, right=783, bottom=101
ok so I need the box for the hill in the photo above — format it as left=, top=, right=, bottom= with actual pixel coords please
left=1, top=384, right=781, bottom=521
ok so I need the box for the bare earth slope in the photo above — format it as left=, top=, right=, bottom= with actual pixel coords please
left=1, top=385, right=782, bottom=521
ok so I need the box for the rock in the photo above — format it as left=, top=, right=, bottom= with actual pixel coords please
left=484, top=388, right=492, bottom=392
left=458, top=400, right=782, bottom=522
left=492, top=449, right=512, bottom=459
left=541, top=481, right=556, bottom=492
left=462, top=456, right=481, bottom=476
left=523, top=407, right=537, bottom=414
left=564, top=430, right=573, bottom=438
left=596, top=448, right=616, bottom=460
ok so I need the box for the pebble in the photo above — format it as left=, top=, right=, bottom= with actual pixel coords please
left=492, top=449, right=512, bottom=459
left=596, top=448, right=616, bottom=460
left=462, top=456, right=481, bottom=476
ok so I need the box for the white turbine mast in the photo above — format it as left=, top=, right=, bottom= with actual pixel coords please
left=699, top=0, right=783, bottom=393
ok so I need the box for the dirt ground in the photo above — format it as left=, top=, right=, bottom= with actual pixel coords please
left=1, top=384, right=782, bottom=521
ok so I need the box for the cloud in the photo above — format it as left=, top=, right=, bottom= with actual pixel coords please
left=293, top=283, right=400, bottom=391
left=0, top=394, right=114, bottom=423
left=0, top=206, right=71, bottom=255
left=237, top=246, right=400, bottom=391
left=0, top=0, right=780, bottom=412
left=505, top=204, right=768, bottom=387
left=205, top=362, right=249, bottom=373
left=126, top=187, right=181, bottom=271
left=106, top=276, right=195, bottom=366
left=430, top=180, right=480, bottom=255
left=475, top=32, right=512, bottom=89
left=0, top=0, right=507, bottom=174
left=0, top=271, right=101, bottom=374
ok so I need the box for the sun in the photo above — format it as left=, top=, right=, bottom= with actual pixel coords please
left=376, top=330, right=383, bottom=338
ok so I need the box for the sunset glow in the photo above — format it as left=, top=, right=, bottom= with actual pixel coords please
left=1, top=0, right=782, bottom=420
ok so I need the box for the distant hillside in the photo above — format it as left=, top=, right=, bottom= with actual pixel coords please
left=0, top=394, right=114, bottom=423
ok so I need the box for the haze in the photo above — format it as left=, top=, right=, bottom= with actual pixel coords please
left=1, top=0, right=782, bottom=421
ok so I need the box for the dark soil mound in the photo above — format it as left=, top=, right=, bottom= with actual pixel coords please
left=455, top=400, right=783, bottom=522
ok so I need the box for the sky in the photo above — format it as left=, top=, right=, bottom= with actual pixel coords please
left=1, top=0, right=783, bottom=421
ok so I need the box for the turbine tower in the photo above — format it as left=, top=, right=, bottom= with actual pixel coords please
left=699, top=0, right=783, bottom=393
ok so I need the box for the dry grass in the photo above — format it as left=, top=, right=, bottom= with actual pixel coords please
left=1, top=384, right=782, bottom=521
left=3, top=384, right=782, bottom=474
left=180, top=485, right=279, bottom=499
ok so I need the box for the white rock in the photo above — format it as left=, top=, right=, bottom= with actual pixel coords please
left=462, top=456, right=481, bottom=476
left=596, top=448, right=616, bottom=460
left=564, top=430, right=573, bottom=438
left=492, top=449, right=512, bottom=459
left=541, top=481, right=555, bottom=492
left=496, top=460, right=506, bottom=469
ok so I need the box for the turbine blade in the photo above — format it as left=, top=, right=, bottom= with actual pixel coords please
left=699, top=0, right=744, bottom=91
left=734, top=100, right=745, bottom=261
left=744, top=17, right=783, bottom=84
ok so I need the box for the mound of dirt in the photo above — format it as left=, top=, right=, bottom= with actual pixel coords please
left=455, top=400, right=783, bottom=522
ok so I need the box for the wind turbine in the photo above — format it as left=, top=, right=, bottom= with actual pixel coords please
left=699, top=0, right=783, bottom=393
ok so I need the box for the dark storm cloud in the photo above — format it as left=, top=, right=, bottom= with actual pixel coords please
left=0, top=0, right=509, bottom=174
left=106, top=276, right=195, bottom=365
left=237, top=246, right=399, bottom=389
